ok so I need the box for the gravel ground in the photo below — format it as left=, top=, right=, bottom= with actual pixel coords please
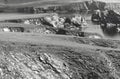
left=0, top=33, right=119, bottom=79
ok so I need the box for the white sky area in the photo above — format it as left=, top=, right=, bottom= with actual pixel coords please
left=62, top=0, right=120, bottom=3
left=96, top=0, right=120, bottom=3
left=0, top=0, right=120, bottom=4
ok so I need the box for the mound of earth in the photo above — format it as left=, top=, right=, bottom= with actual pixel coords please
left=0, top=32, right=119, bottom=79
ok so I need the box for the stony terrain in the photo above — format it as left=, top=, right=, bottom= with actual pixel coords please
left=0, top=0, right=120, bottom=79
left=0, top=32, right=120, bottom=79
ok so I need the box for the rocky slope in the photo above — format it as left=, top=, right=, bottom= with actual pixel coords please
left=0, top=32, right=120, bottom=79
left=0, top=0, right=106, bottom=13
left=1, top=0, right=120, bottom=13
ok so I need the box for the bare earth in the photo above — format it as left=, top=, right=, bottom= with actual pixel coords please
left=0, top=10, right=119, bottom=78
left=0, top=32, right=120, bottom=79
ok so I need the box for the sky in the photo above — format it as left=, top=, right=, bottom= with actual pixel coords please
left=0, top=0, right=120, bottom=4
left=96, top=0, right=120, bottom=3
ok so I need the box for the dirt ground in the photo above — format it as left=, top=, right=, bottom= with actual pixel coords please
left=0, top=1, right=120, bottom=78
left=0, top=12, right=119, bottom=79
left=0, top=32, right=119, bottom=79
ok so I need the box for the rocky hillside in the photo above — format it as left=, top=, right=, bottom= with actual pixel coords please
left=0, top=0, right=106, bottom=13
left=0, top=32, right=120, bottom=79
left=105, top=3, right=120, bottom=12
left=0, top=0, right=120, bottom=12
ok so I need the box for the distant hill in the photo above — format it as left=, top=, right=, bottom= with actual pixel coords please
left=0, top=0, right=119, bottom=13
left=0, top=0, right=106, bottom=13
left=0, top=0, right=88, bottom=4
left=0, top=0, right=88, bottom=8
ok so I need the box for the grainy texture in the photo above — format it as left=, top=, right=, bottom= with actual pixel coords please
left=0, top=33, right=119, bottom=79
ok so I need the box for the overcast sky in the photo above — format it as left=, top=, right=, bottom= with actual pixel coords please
left=96, top=0, right=120, bottom=3
left=0, top=0, right=120, bottom=4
